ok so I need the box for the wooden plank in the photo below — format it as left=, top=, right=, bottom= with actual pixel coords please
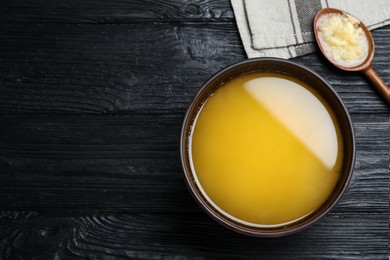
left=0, top=211, right=387, bottom=259
left=0, top=23, right=389, bottom=115
left=0, top=0, right=388, bottom=258
left=0, top=113, right=388, bottom=212
left=0, top=0, right=234, bottom=23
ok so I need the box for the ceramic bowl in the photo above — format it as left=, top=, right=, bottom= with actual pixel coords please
left=180, top=58, right=355, bottom=237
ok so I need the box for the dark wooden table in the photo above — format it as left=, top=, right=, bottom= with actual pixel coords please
left=0, top=1, right=389, bottom=259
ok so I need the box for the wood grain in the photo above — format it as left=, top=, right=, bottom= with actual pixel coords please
left=0, top=114, right=388, bottom=213
left=0, top=24, right=389, bottom=114
left=0, top=0, right=389, bottom=258
left=0, top=0, right=234, bottom=23
left=0, top=211, right=387, bottom=259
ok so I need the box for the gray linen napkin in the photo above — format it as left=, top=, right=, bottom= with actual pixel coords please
left=231, top=0, right=390, bottom=59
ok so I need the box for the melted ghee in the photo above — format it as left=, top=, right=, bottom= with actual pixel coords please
left=190, top=72, right=343, bottom=226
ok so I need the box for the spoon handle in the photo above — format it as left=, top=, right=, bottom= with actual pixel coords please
left=362, top=66, right=390, bottom=104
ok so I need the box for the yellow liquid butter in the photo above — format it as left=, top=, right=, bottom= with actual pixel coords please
left=190, top=73, right=343, bottom=226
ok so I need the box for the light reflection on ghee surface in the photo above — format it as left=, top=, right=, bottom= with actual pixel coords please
left=191, top=72, right=343, bottom=226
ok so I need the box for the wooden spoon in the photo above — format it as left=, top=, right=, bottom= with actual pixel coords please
left=314, top=8, right=390, bottom=104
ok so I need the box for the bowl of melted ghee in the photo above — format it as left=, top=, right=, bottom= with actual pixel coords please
left=180, top=58, right=355, bottom=237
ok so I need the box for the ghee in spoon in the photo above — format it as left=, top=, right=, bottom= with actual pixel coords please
left=318, top=13, right=368, bottom=67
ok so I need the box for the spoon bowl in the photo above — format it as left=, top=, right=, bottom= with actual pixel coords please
left=314, top=8, right=389, bottom=103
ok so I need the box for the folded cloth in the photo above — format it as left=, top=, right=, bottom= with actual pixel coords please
left=231, top=0, right=390, bottom=59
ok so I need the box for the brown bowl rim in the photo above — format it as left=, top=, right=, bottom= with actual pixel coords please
left=179, top=57, right=356, bottom=237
